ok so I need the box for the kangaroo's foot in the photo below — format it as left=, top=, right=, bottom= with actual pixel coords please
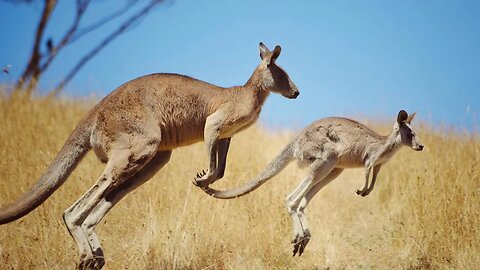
left=77, top=248, right=105, bottom=270
left=356, top=187, right=367, bottom=196
left=292, top=228, right=311, bottom=257
left=356, top=188, right=371, bottom=197
left=192, top=169, right=217, bottom=188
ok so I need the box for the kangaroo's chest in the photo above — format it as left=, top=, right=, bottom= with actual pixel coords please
left=221, top=107, right=261, bottom=138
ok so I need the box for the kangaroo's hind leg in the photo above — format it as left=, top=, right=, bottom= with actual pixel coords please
left=298, top=168, right=344, bottom=213
left=80, top=151, right=172, bottom=269
left=291, top=168, right=344, bottom=256
left=63, top=142, right=160, bottom=270
left=285, top=156, right=338, bottom=256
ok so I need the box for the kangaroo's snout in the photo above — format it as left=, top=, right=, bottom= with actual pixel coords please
left=412, top=144, right=424, bottom=151
left=281, top=90, right=299, bottom=99
left=290, top=90, right=300, bottom=99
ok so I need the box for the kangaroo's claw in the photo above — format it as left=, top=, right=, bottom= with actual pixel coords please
left=291, top=229, right=310, bottom=257
left=193, top=169, right=209, bottom=188
left=292, top=236, right=310, bottom=257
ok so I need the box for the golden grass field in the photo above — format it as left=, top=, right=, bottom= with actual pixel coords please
left=0, top=93, right=479, bottom=269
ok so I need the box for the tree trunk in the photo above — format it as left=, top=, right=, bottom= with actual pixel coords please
left=16, top=0, right=57, bottom=95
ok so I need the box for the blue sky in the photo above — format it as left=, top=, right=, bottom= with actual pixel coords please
left=1, top=0, right=479, bottom=131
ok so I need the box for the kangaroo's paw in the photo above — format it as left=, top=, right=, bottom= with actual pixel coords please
left=356, top=188, right=367, bottom=196
left=192, top=169, right=209, bottom=188
left=292, top=229, right=311, bottom=257
left=356, top=188, right=372, bottom=197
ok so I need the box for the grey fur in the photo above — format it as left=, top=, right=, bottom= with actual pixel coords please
left=201, top=110, right=424, bottom=256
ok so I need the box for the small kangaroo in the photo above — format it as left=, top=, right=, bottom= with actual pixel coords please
left=0, top=43, right=299, bottom=269
left=201, top=110, right=424, bottom=256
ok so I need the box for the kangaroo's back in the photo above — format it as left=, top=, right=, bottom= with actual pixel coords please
left=90, top=73, right=231, bottom=150
left=293, top=117, right=385, bottom=167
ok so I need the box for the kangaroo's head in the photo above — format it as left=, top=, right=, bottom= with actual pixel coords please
left=394, top=110, right=424, bottom=151
left=256, top=42, right=299, bottom=99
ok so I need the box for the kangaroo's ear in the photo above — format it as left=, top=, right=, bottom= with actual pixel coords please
left=397, top=110, right=408, bottom=124
left=270, top=45, right=281, bottom=63
left=406, top=112, right=417, bottom=124
left=259, top=42, right=271, bottom=60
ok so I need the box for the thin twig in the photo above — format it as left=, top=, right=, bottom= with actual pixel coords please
left=68, top=0, right=140, bottom=45
left=53, top=0, right=162, bottom=94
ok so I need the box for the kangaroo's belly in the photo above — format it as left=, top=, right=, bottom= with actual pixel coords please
left=336, top=158, right=364, bottom=168
left=336, top=149, right=368, bottom=168
left=156, top=115, right=207, bottom=150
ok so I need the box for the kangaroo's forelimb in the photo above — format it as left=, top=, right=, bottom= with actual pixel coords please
left=216, top=138, right=231, bottom=179
left=356, top=166, right=372, bottom=196
left=193, top=111, right=224, bottom=187
left=193, top=137, right=231, bottom=187
left=357, top=165, right=382, bottom=197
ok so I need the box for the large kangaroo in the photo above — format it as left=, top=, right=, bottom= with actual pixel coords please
left=201, top=110, right=423, bottom=256
left=0, top=42, right=299, bottom=269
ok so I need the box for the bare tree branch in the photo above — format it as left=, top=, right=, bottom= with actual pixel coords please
left=16, top=0, right=57, bottom=94
left=68, top=0, right=140, bottom=45
left=53, top=0, right=162, bottom=94
left=12, top=0, right=164, bottom=96
left=38, top=0, right=90, bottom=74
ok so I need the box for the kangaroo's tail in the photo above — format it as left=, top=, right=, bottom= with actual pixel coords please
left=0, top=121, right=92, bottom=224
left=203, top=143, right=295, bottom=199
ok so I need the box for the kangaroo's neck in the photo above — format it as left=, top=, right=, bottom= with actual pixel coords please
left=243, top=67, right=270, bottom=108
left=370, top=132, right=402, bottom=164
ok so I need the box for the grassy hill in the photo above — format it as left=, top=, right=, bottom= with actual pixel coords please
left=0, top=94, right=478, bottom=269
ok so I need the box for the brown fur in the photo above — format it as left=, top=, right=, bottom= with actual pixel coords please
left=0, top=43, right=299, bottom=269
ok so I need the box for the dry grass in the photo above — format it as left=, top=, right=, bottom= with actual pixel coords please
left=0, top=94, right=478, bottom=269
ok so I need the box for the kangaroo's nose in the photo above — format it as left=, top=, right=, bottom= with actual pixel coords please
left=291, top=91, right=299, bottom=99
left=418, top=145, right=424, bottom=151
